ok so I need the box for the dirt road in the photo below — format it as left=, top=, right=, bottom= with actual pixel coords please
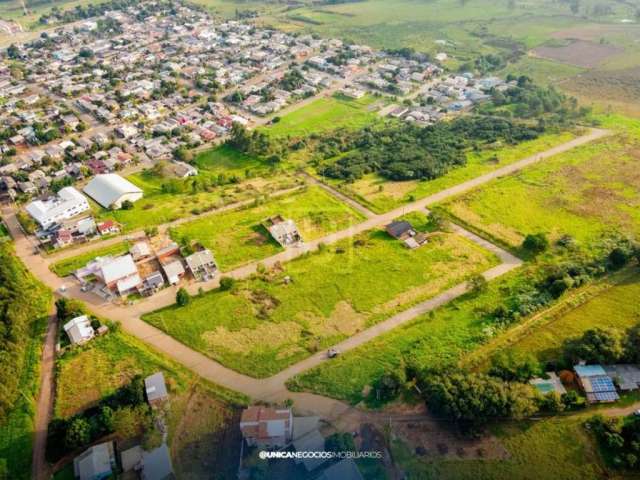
left=31, top=312, right=58, bottom=480
left=3, top=126, right=610, bottom=416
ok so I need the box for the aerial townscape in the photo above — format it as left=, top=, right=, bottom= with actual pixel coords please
left=1, top=0, right=640, bottom=479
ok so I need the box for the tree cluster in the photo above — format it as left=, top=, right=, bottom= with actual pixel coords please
left=317, top=116, right=541, bottom=182
left=587, top=414, right=640, bottom=470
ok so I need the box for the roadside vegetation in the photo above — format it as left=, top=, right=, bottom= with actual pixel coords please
left=0, top=243, right=52, bottom=480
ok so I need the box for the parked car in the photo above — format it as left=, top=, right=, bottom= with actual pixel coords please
left=327, top=348, right=340, bottom=358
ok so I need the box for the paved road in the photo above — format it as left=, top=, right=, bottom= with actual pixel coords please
left=4, top=127, right=610, bottom=415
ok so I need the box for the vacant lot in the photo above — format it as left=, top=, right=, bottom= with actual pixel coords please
left=266, top=94, right=381, bottom=139
left=440, top=115, right=640, bottom=251
left=170, top=185, right=365, bottom=271
left=288, top=265, right=527, bottom=404
left=49, top=241, right=131, bottom=278
left=95, top=147, right=298, bottom=233
left=395, top=416, right=606, bottom=480
left=331, top=130, right=578, bottom=213
left=54, top=330, right=245, bottom=418
left=144, top=226, right=498, bottom=377
left=533, top=40, right=621, bottom=68
left=54, top=330, right=245, bottom=476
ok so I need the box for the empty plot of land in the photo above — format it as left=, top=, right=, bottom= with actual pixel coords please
left=143, top=225, right=498, bottom=378
left=169, top=185, right=366, bottom=271
left=440, top=116, right=640, bottom=250
left=532, top=40, right=621, bottom=68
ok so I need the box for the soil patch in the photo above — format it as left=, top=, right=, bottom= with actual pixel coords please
left=532, top=40, right=621, bottom=68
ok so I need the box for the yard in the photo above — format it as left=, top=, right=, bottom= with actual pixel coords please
left=144, top=223, right=498, bottom=377
left=52, top=329, right=245, bottom=477
left=265, top=93, right=382, bottom=139
left=439, top=115, right=640, bottom=251
left=328, top=129, right=579, bottom=213
left=169, top=185, right=366, bottom=271
left=49, top=240, right=131, bottom=278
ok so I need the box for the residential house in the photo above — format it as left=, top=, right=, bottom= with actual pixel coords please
left=162, top=260, right=185, bottom=285
left=386, top=220, right=428, bottom=249
left=130, top=241, right=153, bottom=261
left=95, top=254, right=142, bottom=296
left=97, top=220, right=120, bottom=235
left=574, top=364, right=620, bottom=404
left=73, top=441, right=116, bottom=480
left=240, top=406, right=293, bottom=449
left=145, top=372, right=169, bottom=407
left=264, top=215, right=302, bottom=247
left=63, top=315, right=95, bottom=345
left=185, top=249, right=217, bottom=281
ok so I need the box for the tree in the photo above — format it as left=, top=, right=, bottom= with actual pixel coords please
left=98, top=405, right=115, bottom=433
left=624, top=324, right=640, bottom=363
left=176, top=287, right=190, bottom=307
left=325, top=432, right=356, bottom=453
left=120, top=200, right=134, bottom=210
left=522, top=233, right=549, bottom=254
left=563, top=327, right=624, bottom=365
left=65, top=417, right=91, bottom=449
left=489, top=350, right=541, bottom=382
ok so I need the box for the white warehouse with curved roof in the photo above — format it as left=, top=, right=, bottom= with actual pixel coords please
left=83, top=174, right=143, bottom=209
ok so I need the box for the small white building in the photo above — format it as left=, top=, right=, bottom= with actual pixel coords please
left=83, top=174, right=143, bottom=209
left=73, top=441, right=116, bottom=480
left=63, top=315, right=94, bottom=345
left=25, top=187, right=90, bottom=230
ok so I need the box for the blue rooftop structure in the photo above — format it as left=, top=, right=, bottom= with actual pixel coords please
left=574, top=365, right=606, bottom=377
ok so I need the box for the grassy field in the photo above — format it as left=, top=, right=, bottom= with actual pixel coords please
left=331, top=129, right=579, bottom=213
left=287, top=265, right=530, bottom=404
left=144, top=223, right=498, bottom=377
left=169, top=185, right=365, bottom=271
left=49, top=240, right=131, bottom=277
left=393, top=416, right=606, bottom=480
left=95, top=147, right=298, bottom=233
left=504, top=267, right=640, bottom=364
left=439, top=115, right=640, bottom=251
left=265, top=94, right=382, bottom=139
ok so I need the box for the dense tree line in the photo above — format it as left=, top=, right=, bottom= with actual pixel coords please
left=417, top=370, right=538, bottom=428
left=0, top=243, right=52, bottom=421
left=316, top=116, right=542, bottom=182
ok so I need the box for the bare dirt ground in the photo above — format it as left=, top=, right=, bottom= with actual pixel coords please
left=532, top=40, right=621, bottom=68
left=560, top=66, right=640, bottom=117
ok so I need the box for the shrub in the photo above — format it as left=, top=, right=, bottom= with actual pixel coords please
left=522, top=233, right=549, bottom=254
left=219, top=276, right=235, bottom=291
left=120, top=200, right=134, bottom=210
left=176, top=287, right=190, bottom=307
